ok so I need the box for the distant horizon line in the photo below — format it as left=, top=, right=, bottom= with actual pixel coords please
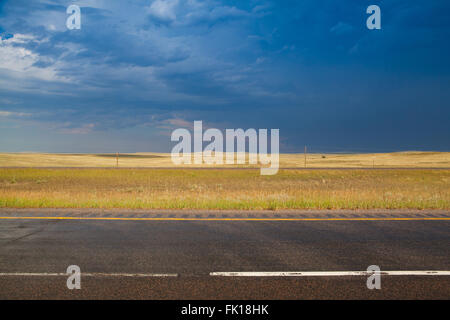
left=1, top=150, right=449, bottom=155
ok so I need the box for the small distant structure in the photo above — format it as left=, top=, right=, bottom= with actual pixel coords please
left=304, top=146, right=307, bottom=168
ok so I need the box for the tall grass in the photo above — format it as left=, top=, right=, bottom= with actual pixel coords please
left=0, top=168, right=448, bottom=210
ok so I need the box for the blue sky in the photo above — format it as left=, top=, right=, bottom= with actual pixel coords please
left=0, top=0, right=449, bottom=153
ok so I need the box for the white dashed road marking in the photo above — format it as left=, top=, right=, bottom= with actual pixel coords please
left=210, top=271, right=450, bottom=277
left=0, top=273, right=178, bottom=277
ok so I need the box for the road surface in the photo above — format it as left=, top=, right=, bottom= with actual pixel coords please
left=0, top=209, right=449, bottom=299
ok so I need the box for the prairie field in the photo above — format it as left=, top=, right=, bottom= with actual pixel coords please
left=0, top=168, right=448, bottom=210
left=0, top=151, right=449, bottom=168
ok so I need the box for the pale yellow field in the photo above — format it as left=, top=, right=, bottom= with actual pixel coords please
left=0, top=151, right=449, bottom=168
left=1, top=168, right=449, bottom=209
left=1, top=152, right=448, bottom=210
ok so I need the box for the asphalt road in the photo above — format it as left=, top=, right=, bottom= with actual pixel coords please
left=0, top=209, right=449, bottom=299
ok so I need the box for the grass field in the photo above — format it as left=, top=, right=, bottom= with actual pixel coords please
left=1, top=151, right=450, bottom=168
left=0, top=168, right=448, bottom=210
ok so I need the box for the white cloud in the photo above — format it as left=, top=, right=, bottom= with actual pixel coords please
left=0, top=34, right=62, bottom=82
left=60, top=123, right=95, bottom=135
left=148, top=0, right=179, bottom=22
left=330, top=22, right=354, bottom=35
left=183, top=3, right=250, bottom=26
left=147, top=0, right=251, bottom=26
left=160, top=117, right=193, bottom=129
left=0, top=110, right=31, bottom=117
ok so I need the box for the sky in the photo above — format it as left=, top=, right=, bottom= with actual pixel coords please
left=0, top=0, right=449, bottom=153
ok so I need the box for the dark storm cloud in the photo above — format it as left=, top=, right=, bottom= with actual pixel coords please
left=0, top=0, right=449, bottom=152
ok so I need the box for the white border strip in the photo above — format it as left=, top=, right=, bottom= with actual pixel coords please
left=0, top=273, right=178, bottom=277
left=210, top=271, right=450, bottom=277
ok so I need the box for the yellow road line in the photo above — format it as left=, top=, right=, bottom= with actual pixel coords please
left=0, top=217, right=449, bottom=221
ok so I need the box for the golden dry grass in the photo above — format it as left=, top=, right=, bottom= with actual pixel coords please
left=0, top=168, right=448, bottom=210
left=0, top=151, right=449, bottom=168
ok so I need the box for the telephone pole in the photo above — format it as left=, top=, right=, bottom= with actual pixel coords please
left=116, top=152, right=119, bottom=168
left=304, top=146, right=307, bottom=168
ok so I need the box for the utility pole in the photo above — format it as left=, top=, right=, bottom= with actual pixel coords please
left=116, top=152, right=119, bottom=168
left=304, top=146, right=307, bottom=168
